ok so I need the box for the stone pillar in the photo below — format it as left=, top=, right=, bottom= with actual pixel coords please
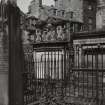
left=8, top=3, right=24, bottom=105
left=0, top=30, right=8, bottom=105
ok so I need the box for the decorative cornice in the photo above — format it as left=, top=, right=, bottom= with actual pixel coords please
left=73, top=30, right=105, bottom=40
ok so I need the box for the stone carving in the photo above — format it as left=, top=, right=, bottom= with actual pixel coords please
left=30, top=35, right=35, bottom=43
left=43, top=28, right=54, bottom=41
left=36, top=29, right=42, bottom=42
left=42, top=30, right=47, bottom=41
left=42, top=28, right=56, bottom=42
left=57, top=26, right=64, bottom=40
left=46, top=30, right=51, bottom=41
left=50, top=28, right=56, bottom=41
left=34, top=24, right=68, bottom=42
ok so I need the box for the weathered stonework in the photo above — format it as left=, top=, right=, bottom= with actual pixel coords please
left=0, top=29, right=8, bottom=105
left=97, top=0, right=105, bottom=29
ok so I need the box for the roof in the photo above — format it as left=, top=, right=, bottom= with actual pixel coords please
left=26, top=14, right=83, bottom=28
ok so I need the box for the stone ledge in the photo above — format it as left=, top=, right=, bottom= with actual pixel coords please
left=0, top=70, right=8, bottom=74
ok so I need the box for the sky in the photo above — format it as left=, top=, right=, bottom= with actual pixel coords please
left=17, top=0, right=54, bottom=13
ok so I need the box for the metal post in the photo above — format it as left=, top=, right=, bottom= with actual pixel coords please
left=67, top=21, right=74, bottom=102
left=67, top=22, right=73, bottom=72
left=7, top=2, right=24, bottom=105
left=96, top=44, right=100, bottom=105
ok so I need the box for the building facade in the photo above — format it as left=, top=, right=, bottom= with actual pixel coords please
left=28, top=0, right=83, bottom=23
left=83, top=0, right=97, bottom=31
left=96, top=0, right=105, bottom=29
left=54, top=0, right=83, bottom=23
left=28, top=0, right=97, bottom=32
left=54, top=0, right=97, bottom=31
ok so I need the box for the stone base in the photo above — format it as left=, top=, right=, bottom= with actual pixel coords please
left=0, top=72, right=8, bottom=105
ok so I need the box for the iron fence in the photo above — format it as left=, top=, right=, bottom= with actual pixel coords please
left=23, top=43, right=105, bottom=105
left=72, top=43, right=105, bottom=105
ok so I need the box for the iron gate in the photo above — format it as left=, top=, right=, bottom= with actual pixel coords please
left=23, top=42, right=105, bottom=105
left=23, top=42, right=73, bottom=105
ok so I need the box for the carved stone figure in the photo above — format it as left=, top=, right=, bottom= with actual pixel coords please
left=42, top=30, right=47, bottom=41
left=50, top=27, right=56, bottom=41
left=57, top=26, right=64, bottom=40
left=36, top=29, right=42, bottom=42
left=62, top=27, right=68, bottom=40
left=46, top=30, right=52, bottom=41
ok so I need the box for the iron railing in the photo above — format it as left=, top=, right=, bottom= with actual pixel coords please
left=23, top=43, right=105, bottom=105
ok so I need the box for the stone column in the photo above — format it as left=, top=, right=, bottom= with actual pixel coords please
left=8, top=3, right=24, bottom=105
left=0, top=30, right=8, bottom=105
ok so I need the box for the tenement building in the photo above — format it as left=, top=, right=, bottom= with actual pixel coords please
left=27, top=0, right=83, bottom=34
left=54, top=0, right=97, bottom=31
left=27, top=0, right=97, bottom=32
